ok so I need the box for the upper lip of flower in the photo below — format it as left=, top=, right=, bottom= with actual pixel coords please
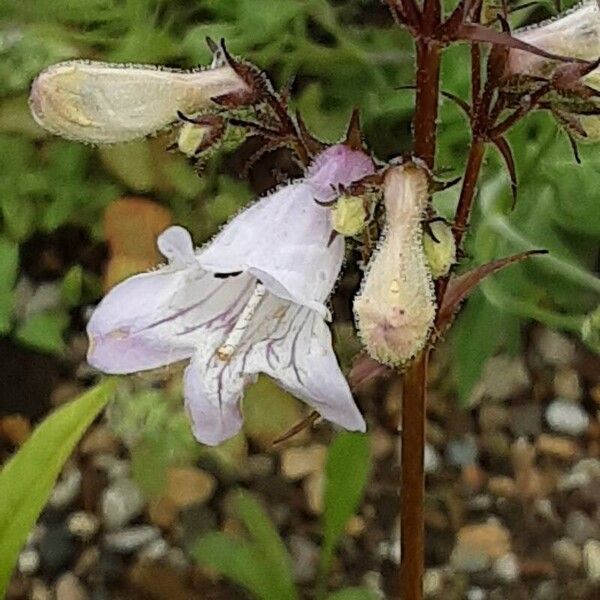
left=86, top=145, right=373, bottom=445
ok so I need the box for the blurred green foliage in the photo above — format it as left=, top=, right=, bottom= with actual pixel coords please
left=0, top=0, right=597, bottom=403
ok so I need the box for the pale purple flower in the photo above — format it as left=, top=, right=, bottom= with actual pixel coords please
left=87, top=145, right=374, bottom=445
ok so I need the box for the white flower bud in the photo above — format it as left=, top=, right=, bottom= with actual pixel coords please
left=354, top=163, right=436, bottom=366
left=423, top=220, right=456, bottom=278
left=331, top=195, right=367, bottom=236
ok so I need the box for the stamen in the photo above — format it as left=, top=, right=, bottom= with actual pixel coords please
left=216, top=283, right=266, bottom=361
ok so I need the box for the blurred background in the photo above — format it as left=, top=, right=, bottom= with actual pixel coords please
left=0, top=1, right=598, bottom=599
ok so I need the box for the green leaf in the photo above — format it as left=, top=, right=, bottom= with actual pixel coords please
left=326, top=588, right=380, bottom=600
left=61, top=265, right=84, bottom=307
left=15, top=310, right=70, bottom=354
left=320, top=432, right=371, bottom=586
left=0, top=378, right=117, bottom=595
left=231, top=491, right=297, bottom=600
left=194, top=532, right=280, bottom=600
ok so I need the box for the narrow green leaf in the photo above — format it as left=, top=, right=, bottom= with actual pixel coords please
left=194, top=532, right=275, bottom=600
left=320, top=432, right=371, bottom=585
left=15, top=310, right=70, bottom=354
left=0, top=378, right=117, bottom=595
left=326, top=587, right=380, bottom=600
left=232, top=491, right=297, bottom=600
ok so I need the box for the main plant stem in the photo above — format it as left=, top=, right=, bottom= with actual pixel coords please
left=400, top=28, right=441, bottom=600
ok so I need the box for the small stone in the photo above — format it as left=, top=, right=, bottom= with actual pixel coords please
left=553, top=369, right=581, bottom=401
left=93, top=454, right=130, bottom=480
left=536, top=434, right=579, bottom=461
left=545, top=399, right=589, bottom=436
left=536, top=329, right=576, bottom=366
left=304, top=471, right=324, bottom=514
left=471, top=356, right=530, bottom=403
left=479, top=404, right=509, bottom=431
left=49, top=466, right=82, bottom=509
left=533, top=581, right=559, bottom=600
left=423, top=568, right=443, bottom=596
left=371, top=427, right=394, bottom=459
left=493, top=552, right=519, bottom=582
left=566, top=511, right=599, bottom=544
left=74, top=547, right=100, bottom=577
left=551, top=538, right=582, bottom=570
left=466, top=588, right=486, bottom=600
left=509, top=403, right=542, bottom=437
left=148, top=496, right=178, bottom=530
left=281, top=444, right=327, bottom=480
left=68, top=511, right=99, bottom=541
left=246, top=454, right=274, bottom=477
left=583, top=539, right=600, bottom=583
left=101, top=478, right=145, bottom=530
left=289, top=535, right=319, bottom=583
left=165, top=467, right=216, bottom=508
left=0, top=414, right=31, bottom=445
left=103, top=525, right=160, bottom=553
left=139, top=537, right=169, bottom=561
left=166, top=547, right=188, bottom=571
left=38, top=525, right=76, bottom=573
left=17, top=548, right=39, bottom=575
left=30, top=580, right=52, bottom=600
left=80, top=426, right=119, bottom=455
left=424, top=443, right=441, bottom=473
left=488, top=477, right=516, bottom=498
left=447, top=435, right=478, bottom=467
left=55, top=572, right=88, bottom=600
left=451, top=521, right=512, bottom=573
left=346, top=515, right=366, bottom=537
left=50, top=382, right=83, bottom=407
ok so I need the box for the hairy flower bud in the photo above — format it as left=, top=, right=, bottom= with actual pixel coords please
left=354, top=163, right=436, bottom=366
left=508, top=1, right=600, bottom=89
left=423, top=220, right=456, bottom=278
left=331, top=195, right=367, bottom=236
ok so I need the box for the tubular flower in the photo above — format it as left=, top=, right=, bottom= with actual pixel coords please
left=508, top=1, right=600, bottom=88
left=87, top=145, right=374, bottom=445
left=354, top=163, right=435, bottom=367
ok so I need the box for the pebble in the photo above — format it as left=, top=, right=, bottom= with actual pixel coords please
left=536, top=434, right=579, bottom=461
left=551, top=538, right=582, bottom=570
left=67, top=511, right=99, bottom=541
left=165, top=466, right=216, bottom=508
left=93, top=455, right=130, bottom=481
left=488, top=477, right=516, bottom=498
left=281, top=444, right=327, bottom=480
left=545, top=399, right=589, bottom=436
left=553, top=369, right=581, bottom=401
left=466, top=588, right=486, bottom=600
left=423, top=568, right=443, bottom=596
left=533, top=581, right=559, bottom=600
left=55, top=572, right=88, bottom=600
left=479, top=404, right=509, bottom=431
left=536, top=329, right=576, bottom=366
left=17, top=547, right=39, bottom=575
left=566, top=511, right=599, bottom=544
left=101, top=477, right=145, bottom=530
left=103, top=525, right=160, bottom=553
left=304, top=471, right=324, bottom=514
left=30, top=580, right=52, bottom=600
left=148, top=496, right=178, bottom=530
left=472, top=356, right=530, bottom=403
left=139, top=537, right=169, bottom=561
left=0, top=414, right=31, bottom=445
left=371, top=427, right=395, bottom=459
left=49, top=466, right=82, bottom=509
left=80, top=426, right=119, bottom=455
left=424, top=443, right=441, bottom=473
left=289, top=535, right=319, bottom=583
left=493, top=552, right=520, bottom=582
left=38, top=524, right=76, bottom=573
left=451, top=521, right=512, bottom=572
left=509, top=402, right=542, bottom=437
left=583, top=540, right=600, bottom=583
left=447, top=435, right=478, bottom=467
left=246, top=454, right=275, bottom=477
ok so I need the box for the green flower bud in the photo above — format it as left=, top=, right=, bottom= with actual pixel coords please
left=177, top=122, right=212, bottom=157
left=581, top=305, right=600, bottom=353
left=331, top=195, right=367, bottom=236
left=423, top=220, right=456, bottom=278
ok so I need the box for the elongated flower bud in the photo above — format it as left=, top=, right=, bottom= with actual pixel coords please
left=29, top=61, right=248, bottom=144
left=508, top=1, right=600, bottom=89
left=423, top=220, right=456, bottom=278
left=354, top=163, right=436, bottom=366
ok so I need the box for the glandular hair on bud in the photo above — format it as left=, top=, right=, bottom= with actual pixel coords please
left=508, top=1, right=600, bottom=89
left=423, top=220, right=456, bottom=278
left=354, top=163, right=436, bottom=367
left=331, top=195, right=367, bottom=236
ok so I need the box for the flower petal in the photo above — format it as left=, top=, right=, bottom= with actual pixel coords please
left=87, top=261, right=256, bottom=374
left=306, top=144, right=375, bottom=202
left=183, top=348, right=252, bottom=446
left=198, top=182, right=344, bottom=318
left=246, top=296, right=366, bottom=432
